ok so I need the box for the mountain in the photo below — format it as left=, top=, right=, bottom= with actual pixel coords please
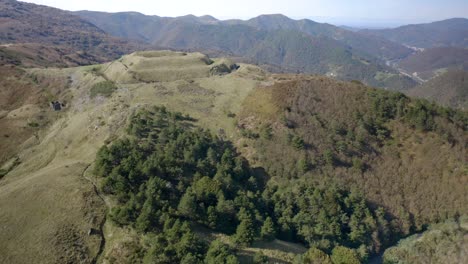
left=397, top=47, right=468, bottom=81
left=0, top=42, right=107, bottom=67
left=236, top=14, right=413, bottom=61
left=1, top=50, right=466, bottom=263
left=75, top=11, right=223, bottom=44
left=0, top=0, right=144, bottom=65
left=76, top=12, right=413, bottom=61
left=75, top=11, right=417, bottom=89
left=0, top=2, right=467, bottom=263
left=239, top=73, right=467, bottom=239
left=406, top=69, right=468, bottom=109
left=154, top=24, right=416, bottom=89
left=362, top=18, right=468, bottom=48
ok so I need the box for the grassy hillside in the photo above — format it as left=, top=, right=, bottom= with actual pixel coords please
left=0, top=64, right=70, bottom=163
left=362, top=18, right=468, bottom=48
left=383, top=216, right=468, bottom=264
left=406, top=69, right=468, bottom=110
left=0, top=51, right=266, bottom=263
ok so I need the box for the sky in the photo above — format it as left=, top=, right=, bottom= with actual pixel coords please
left=22, top=0, right=468, bottom=28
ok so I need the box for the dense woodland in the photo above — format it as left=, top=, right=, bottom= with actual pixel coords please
left=238, top=77, right=467, bottom=258
left=94, top=106, right=405, bottom=263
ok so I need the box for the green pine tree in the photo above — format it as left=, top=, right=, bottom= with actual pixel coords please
left=260, top=217, right=276, bottom=241
left=234, top=218, right=255, bottom=246
left=330, top=246, right=360, bottom=264
left=178, top=188, right=198, bottom=218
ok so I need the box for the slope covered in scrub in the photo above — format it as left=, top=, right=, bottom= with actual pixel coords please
left=238, top=75, right=467, bottom=240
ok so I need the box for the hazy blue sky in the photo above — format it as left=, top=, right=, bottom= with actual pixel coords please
left=23, top=0, right=468, bottom=27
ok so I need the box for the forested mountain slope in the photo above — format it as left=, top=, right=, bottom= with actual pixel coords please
left=238, top=75, right=467, bottom=239
left=0, top=0, right=144, bottom=65
left=406, top=69, right=468, bottom=110
left=397, top=47, right=468, bottom=81
left=76, top=12, right=412, bottom=61
left=362, top=18, right=468, bottom=48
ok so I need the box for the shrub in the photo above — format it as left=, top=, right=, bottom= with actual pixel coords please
left=234, top=217, right=255, bottom=247
left=352, top=158, right=364, bottom=173
left=205, top=240, right=239, bottom=264
left=330, top=246, right=360, bottom=264
left=253, top=252, right=269, bottom=264
left=90, top=80, right=117, bottom=98
left=27, top=122, right=39, bottom=128
left=301, top=247, right=332, bottom=264
left=260, top=217, right=276, bottom=241
left=322, top=150, right=335, bottom=166
left=240, top=128, right=259, bottom=139
left=260, top=124, right=273, bottom=140
left=0, top=169, right=7, bottom=179
left=289, top=135, right=305, bottom=149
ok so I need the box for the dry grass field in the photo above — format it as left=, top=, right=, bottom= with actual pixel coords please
left=0, top=51, right=301, bottom=263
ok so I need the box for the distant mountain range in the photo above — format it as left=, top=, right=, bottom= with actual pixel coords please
left=361, top=18, right=468, bottom=48
left=1, top=0, right=467, bottom=98
left=75, top=12, right=415, bottom=61
left=74, top=11, right=420, bottom=89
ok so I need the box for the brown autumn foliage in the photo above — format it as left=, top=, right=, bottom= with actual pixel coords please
left=0, top=0, right=144, bottom=65
left=407, top=69, right=468, bottom=110
left=398, top=47, right=468, bottom=80
left=238, top=75, right=467, bottom=238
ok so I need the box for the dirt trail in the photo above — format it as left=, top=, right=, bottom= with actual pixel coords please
left=81, top=163, right=108, bottom=264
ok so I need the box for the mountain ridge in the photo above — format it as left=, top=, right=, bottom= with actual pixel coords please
left=407, top=69, right=468, bottom=110
left=362, top=18, right=468, bottom=48
left=75, top=11, right=413, bottom=61
left=0, top=0, right=147, bottom=65
left=397, top=47, right=468, bottom=78
left=75, top=10, right=418, bottom=89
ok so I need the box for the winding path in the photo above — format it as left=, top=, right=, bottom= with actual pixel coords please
left=81, top=164, right=108, bottom=264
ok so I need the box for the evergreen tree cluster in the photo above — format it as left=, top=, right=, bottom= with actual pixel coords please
left=95, top=106, right=261, bottom=262
left=94, top=106, right=396, bottom=263
left=263, top=182, right=392, bottom=255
